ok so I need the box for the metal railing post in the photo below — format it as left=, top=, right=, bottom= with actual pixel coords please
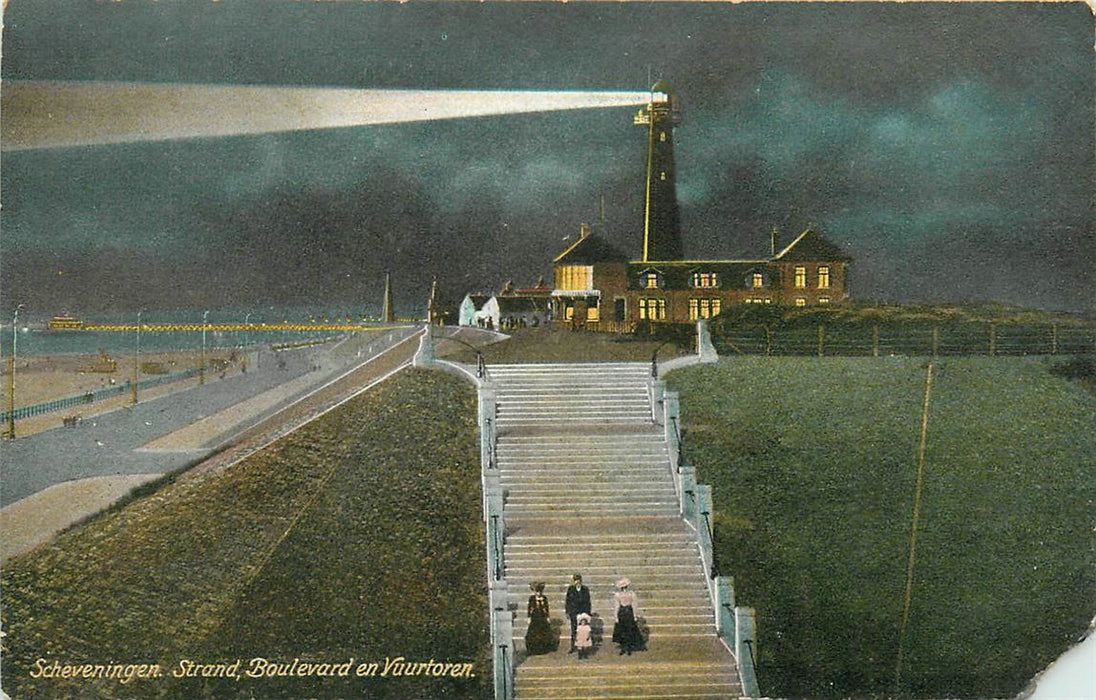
left=735, top=606, right=761, bottom=697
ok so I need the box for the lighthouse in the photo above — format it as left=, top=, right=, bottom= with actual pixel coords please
left=633, top=80, right=683, bottom=262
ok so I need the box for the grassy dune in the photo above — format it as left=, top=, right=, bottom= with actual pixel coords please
left=1, top=369, right=490, bottom=699
left=668, top=356, right=1096, bottom=698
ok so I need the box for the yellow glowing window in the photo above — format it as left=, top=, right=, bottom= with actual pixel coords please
left=751, top=273, right=764, bottom=288
left=639, top=298, right=666, bottom=321
left=794, top=266, right=806, bottom=288
left=660, top=131, right=666, bottom=142
left=818, top=266, right=831, bottom=289
left=745, top=298, right=771, bottom=305
left=556, top=265, right=592, bottom=292
left=692, top=272, right=719, bottom=288
left=564, top=304, right=574, bottom=321
left=643, top=273, right=661, bottom=289
left=819, top=297, right=830, bottom=304
left=587, top=300, right=600, bottom=322
left=795, top=297, right=807, bottom=307
left=689, top=298, right=721, bottom=320
left=660, top=171, right=667, bottom=181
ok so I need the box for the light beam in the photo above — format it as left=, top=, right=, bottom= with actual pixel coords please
left=1, top=81, right=654, bottom=151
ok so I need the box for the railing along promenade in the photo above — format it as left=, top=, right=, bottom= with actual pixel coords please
left=70, top=323, right=413, bottom=333
left=651, top=319, right=761, bottom=698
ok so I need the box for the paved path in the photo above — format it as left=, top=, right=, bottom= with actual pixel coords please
left=0, top=329, right=417, bottom=508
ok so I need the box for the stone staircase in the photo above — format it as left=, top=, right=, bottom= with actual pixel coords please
left=491, top=363, right=741, bottom=699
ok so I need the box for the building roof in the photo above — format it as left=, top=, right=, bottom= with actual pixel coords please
left=553, top=233, right=629, bottom=265
left=462, top=293, right=491, bottom=309
left=496, top=297, right=543, bottom=314
left=774, top=229, right=853, bottom=263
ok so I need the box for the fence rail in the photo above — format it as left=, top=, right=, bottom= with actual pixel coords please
left=1, top=368, right=202, bottom=423
left=713, top=323, right=1096, bottom=357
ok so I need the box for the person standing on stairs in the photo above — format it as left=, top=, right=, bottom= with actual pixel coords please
left=565, top=573, right=592, bottom=654
left=612, top=578, right=645, bottom=655
left=574, top=613, right=593, bottom=659
left=526, top=582, right=555, bottom=655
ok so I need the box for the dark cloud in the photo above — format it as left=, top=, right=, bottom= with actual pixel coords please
left=2, top=2, right=1092, bottom=315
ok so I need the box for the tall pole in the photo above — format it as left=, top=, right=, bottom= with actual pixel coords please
left=6, top=304, right=24, bottom=440
left=131, top=309, right=143, bottom=404
left=200, top=309, right=209, bottom=385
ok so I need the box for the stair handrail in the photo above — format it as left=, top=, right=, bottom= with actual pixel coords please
left=701, top=509, right=719, bottom=579
left=490, top=514, right=503, bottom=581
left=498, top=642, right=512, bottom=700
left=650, top=338, right=675, bottom=378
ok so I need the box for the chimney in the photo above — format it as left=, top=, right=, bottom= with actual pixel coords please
left=580, top=222, right=591, bottom=239
left=771, top=227, right=779, bottom=258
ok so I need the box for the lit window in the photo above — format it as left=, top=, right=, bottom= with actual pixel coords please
left=660, top=171, right=667, bottom=181
left=643, top=272, right=661, bottom=289
left=639, top=298, right=666, bottom=321
left=818, top=266, right=831, bottom=289
left=659, top=131, right=666, bottom=142
left=819, top=297, right=830, bottom=305
left=688, top=298, right=721, bottom=320
left=794, top=266, right=806, bottom=288
left=751, top=273, right=764, bottom=288
left=745, top=298, right=772, bottom=305
left=795, top=297, right=807, bottom=307
left=692, top=272, right=719, bottom=288
left=587, top=299, right=600, bottom=322
left=564, top=304, right=574, bottom=321
left=555, top=265, right=593, bottom=292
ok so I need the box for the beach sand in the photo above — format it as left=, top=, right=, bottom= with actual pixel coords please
left=3, top=349, right=247, bottom=439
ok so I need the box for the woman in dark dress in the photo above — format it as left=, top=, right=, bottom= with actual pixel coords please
left=612, top=578, right=644, bottom=655
left=526, top=582, right=555, bottom=655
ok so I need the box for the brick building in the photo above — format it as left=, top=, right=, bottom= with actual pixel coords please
left=551, top=82, right=852, bottom=330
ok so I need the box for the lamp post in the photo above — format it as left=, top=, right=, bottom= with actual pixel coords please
left=244, top=312, right=252, bottom=349
left=131, top=309, right=144, bottom=404
left=200, top=310, right=209, bottom=385
left=6, top=304, right=25, bottom=440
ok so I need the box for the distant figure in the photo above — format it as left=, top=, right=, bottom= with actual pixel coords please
left=612, top=578, right=644, bottom=655
left=565, top=573, right=592, bottom=653
left=526, top=582, right=554, bottom=655
left=574, top=613, right=593, bottom=659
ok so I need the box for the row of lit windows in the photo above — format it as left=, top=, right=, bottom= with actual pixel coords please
left=639, top=267, right=834, bottom=291
left=638, top=298, right=666, bottom=320
left=644, top=272, right=725, bottom=290
left=562, top=298, right=600, bottom=322
left=794, top=265, right=830, bottom=289
left=794, top=297, right=830, bottom=306
left=638, top=298, right=723, bottom=321
left=556, top=265, right=593, bottom=292
left=688, top=298, right=721, bottom=320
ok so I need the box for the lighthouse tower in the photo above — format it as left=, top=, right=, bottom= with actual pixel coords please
left=633, top=80, right=684, bottom=262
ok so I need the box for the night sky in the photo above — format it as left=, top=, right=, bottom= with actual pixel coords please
left=2, top=2, right=1093, bottom=316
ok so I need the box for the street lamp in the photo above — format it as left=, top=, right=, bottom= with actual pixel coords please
left=131, top=309, right=144, bottom=404
left=200, top=309, right=209, bottom=385
left=6, top=304, right=25, bottom=440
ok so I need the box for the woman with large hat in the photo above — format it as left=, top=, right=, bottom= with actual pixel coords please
left=611, top=578, right=644, bottom=655
left=525, top=581, right=555, bottom=655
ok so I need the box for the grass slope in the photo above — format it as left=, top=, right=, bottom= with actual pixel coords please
left=2, top=369, right=490, bottom=699
left=668, top=356, right=1096, bottom=699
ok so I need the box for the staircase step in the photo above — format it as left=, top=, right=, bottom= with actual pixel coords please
left=491, top=362, right=738, bottom=698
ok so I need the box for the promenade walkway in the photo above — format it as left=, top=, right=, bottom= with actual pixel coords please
left=0, top=328, right=419, bottom=561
